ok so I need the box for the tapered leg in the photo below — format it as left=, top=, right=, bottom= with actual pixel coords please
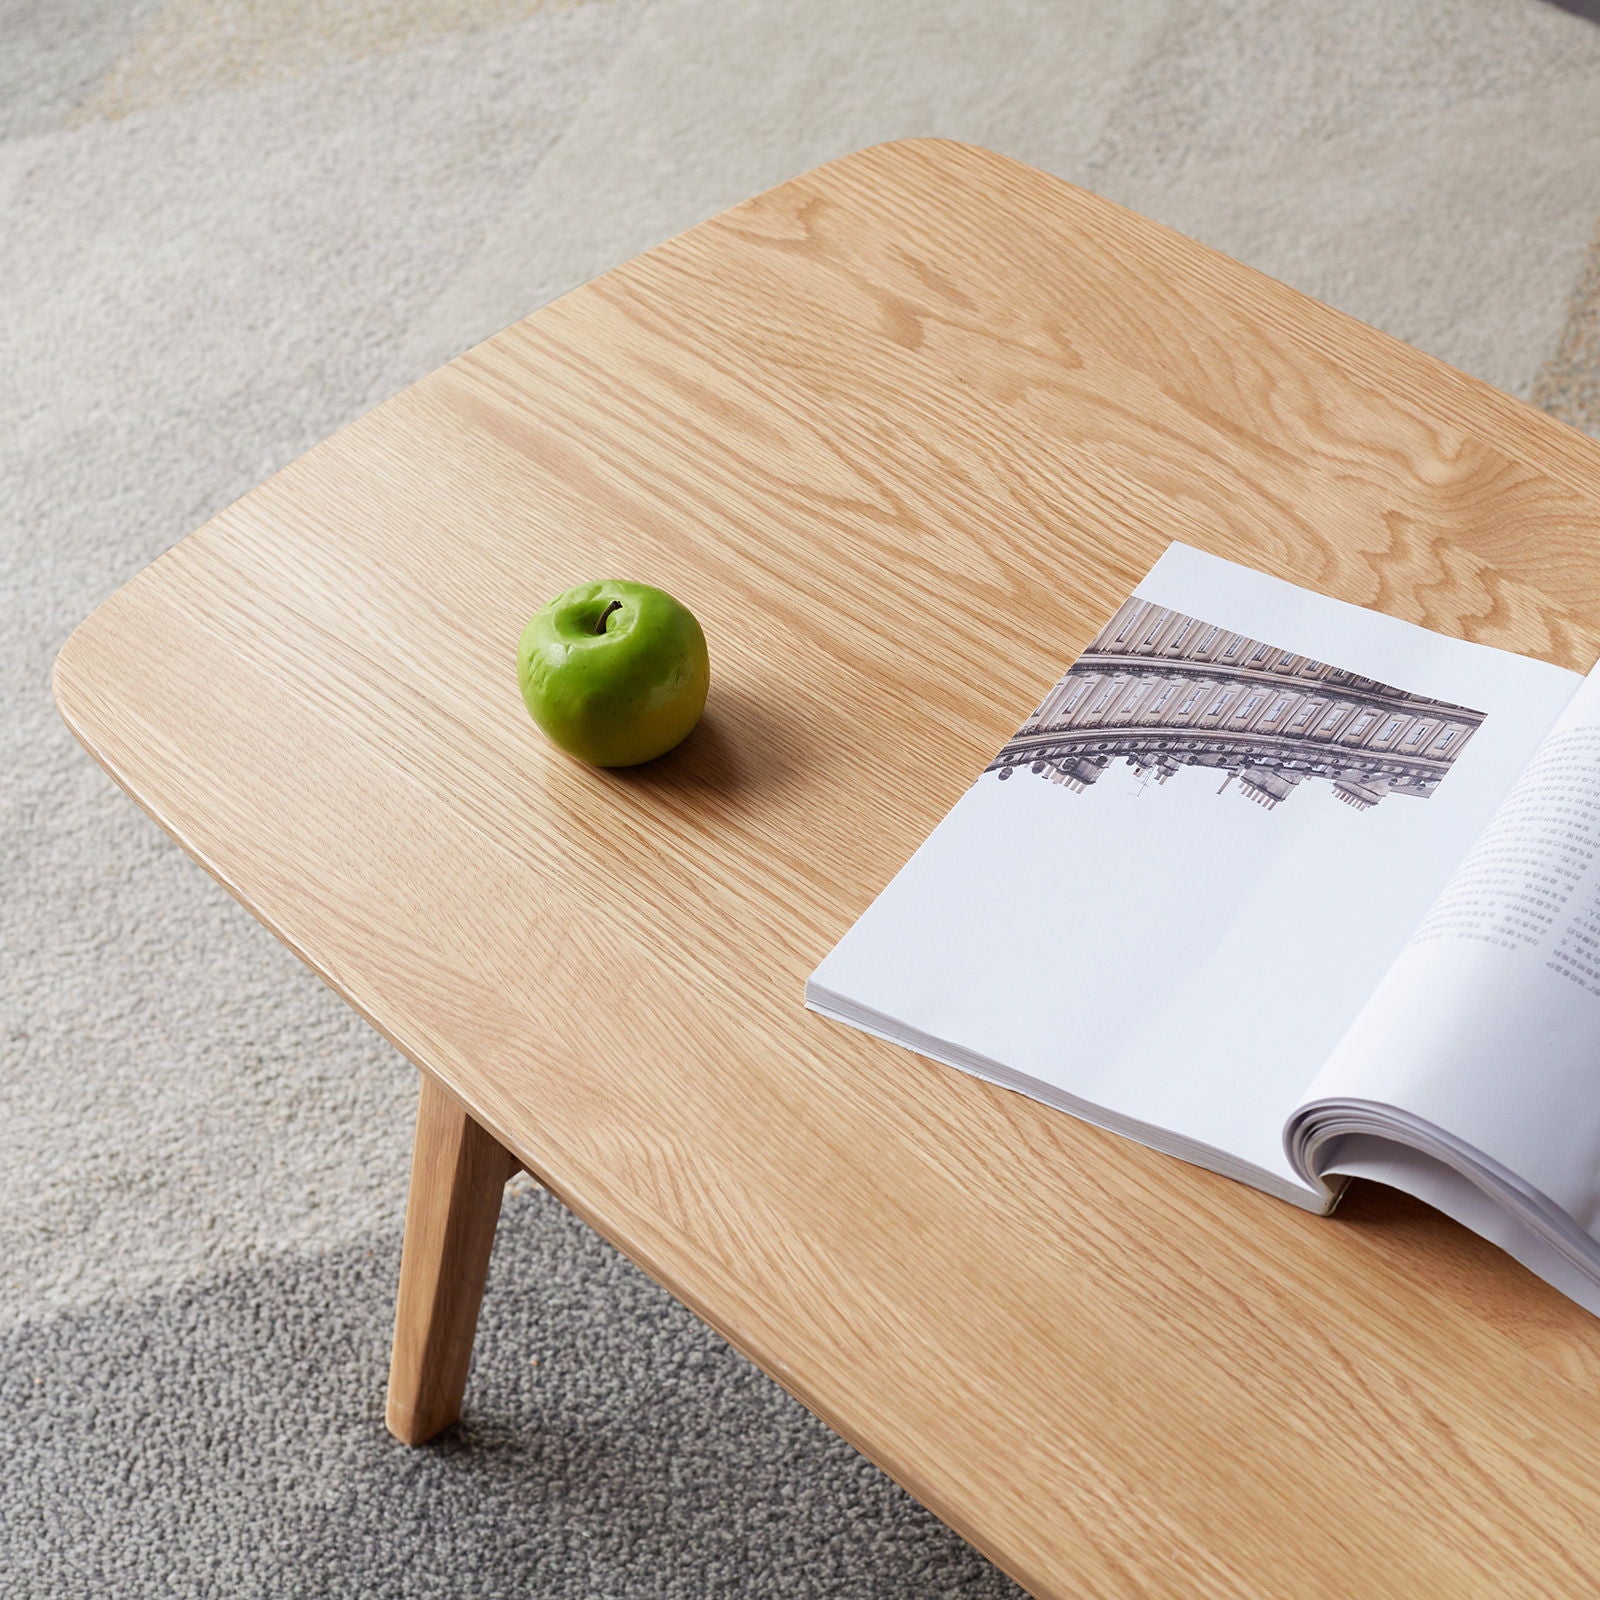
left=386, top=1074, right=518, bottom=1445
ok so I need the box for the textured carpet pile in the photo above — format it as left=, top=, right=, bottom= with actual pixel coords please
left=6, top=2, right=1600, bottom=1594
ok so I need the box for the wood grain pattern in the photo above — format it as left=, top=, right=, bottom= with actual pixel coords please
left=52, top=140, right=1600, bottom=1598
left=386, top=1073, right=518, bottom=1445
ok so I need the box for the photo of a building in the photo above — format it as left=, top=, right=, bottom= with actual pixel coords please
left=990, top=599, right=1486, bottom=812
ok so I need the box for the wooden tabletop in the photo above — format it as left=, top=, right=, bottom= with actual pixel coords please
left=54, top=140, right=1600, bottom=1599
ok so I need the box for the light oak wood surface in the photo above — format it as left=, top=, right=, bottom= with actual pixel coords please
left=53, top=140, right=1600, bottom=1598
left=386, top=1073, right=518, bottom=1445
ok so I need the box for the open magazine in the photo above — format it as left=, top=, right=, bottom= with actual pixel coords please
left=808, top=543, right=1600, bottom=1315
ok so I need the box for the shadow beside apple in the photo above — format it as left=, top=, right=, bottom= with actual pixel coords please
left=589, top=679, right=804, bottom=805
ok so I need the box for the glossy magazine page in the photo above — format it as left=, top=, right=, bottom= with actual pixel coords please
left=1291, top=664, right=1600, bottom=1313
left=808, top=544, right=1580, bottom=1206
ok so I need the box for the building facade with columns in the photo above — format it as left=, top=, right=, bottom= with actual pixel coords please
left=990, top=599, right=1486, bottom=812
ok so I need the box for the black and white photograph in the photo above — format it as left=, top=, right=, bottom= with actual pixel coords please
left=990, top=600, right=1486, bottom=814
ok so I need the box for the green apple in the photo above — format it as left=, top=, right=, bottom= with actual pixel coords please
left=516, top=580, right=709, bottom=767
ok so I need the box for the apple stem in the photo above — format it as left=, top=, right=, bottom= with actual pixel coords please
left=596, top=600, right=623, bottom=634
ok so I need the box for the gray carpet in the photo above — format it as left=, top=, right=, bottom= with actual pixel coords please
left=2, top=1198, right=1009, bottom=1597
left=7, top=1, right=1600, bottom=1595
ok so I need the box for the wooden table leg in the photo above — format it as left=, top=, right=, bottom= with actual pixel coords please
left=385, top=1074, right=518, bottom=1445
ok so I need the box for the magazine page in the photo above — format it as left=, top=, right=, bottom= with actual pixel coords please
left=808, top=544, right=1580, bottom=1205
left=1289, top=666, right=1600, bottom=1309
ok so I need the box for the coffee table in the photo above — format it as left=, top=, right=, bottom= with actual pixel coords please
left=54, top=141, right=1600, bottom=1598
